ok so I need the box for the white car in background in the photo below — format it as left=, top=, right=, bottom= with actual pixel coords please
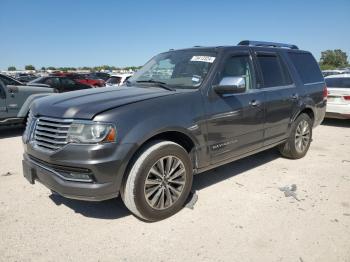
left=105, top=73, right=133, bottom=87
left=325, top=74, right=350, bottom=119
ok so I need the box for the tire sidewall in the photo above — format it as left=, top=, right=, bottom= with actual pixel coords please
left=289, top=114, right=313, bottom=158
left=131, top=142, right=193, bottom=221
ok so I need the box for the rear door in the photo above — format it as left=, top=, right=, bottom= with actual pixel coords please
left=253, top=50, right=298, bottom=145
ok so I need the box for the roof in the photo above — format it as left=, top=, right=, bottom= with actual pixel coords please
left=169, top=40, right=305, bottom=53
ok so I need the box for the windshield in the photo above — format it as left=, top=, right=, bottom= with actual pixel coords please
left=128, top=50, right=217, bottom=89
left=326, top=77, right=350, bottom=88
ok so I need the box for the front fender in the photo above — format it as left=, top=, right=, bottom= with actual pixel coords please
left=17, top=93, right=56, bottom=118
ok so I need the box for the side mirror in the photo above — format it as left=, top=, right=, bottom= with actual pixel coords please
left=0, top=80, right=6, bottom=99
left=213, top=76, right=246, bottom=94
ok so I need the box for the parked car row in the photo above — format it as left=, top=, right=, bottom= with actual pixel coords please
left=0, top=70, right=133, bottom=127
left=322, top=69, right=350, bottom=77
left=0, top=75, right=53, bottom=126
left=27, top=76, right=93, bottom=93
left=51, top=73, right=106, bottom=87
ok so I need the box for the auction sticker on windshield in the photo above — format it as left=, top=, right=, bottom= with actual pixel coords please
left=190, top=56, right=216, bottom=63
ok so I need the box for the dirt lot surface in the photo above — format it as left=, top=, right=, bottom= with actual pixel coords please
left=0, top=120, right=350, bottom=262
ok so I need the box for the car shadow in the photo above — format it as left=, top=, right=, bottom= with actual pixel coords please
left=193, top=148, right=280, bottom=191
left=0, top=126, right=24, bottom=139
left=321, top=118, right=350, bottom=127
left=49, top=148, right=280, bottom=220
left=49, top=194, right=130, bottom=219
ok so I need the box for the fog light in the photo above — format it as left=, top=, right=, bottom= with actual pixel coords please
left=58, top=171, right=94, bottom=182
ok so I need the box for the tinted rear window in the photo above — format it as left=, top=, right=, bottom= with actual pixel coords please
left=325, top=77, right=350, bottom=88
left=288, top=52, right=323, bottom=84
left=256, top=54, right=292, bottom=87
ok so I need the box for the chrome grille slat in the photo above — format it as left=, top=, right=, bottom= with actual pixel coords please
left=34, top=141, right=60, bottom=150
left=34, top=136, right=67, bottom=144
left=32, top=117, right=73, bottom=151
left=38, top=117, right=73, bottom=123
left=36, top=121, right=71, bottom=128
left=35, top=126, right=69, bottom=133
left=35, top=131, right=68, bottom=139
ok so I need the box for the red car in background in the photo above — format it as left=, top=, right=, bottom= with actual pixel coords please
left=51, top=73, right=106, bottom=87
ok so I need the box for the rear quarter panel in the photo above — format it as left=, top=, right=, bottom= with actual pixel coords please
left=280, top=51, right=326, bottom=127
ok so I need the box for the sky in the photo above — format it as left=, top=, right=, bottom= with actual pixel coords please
left=1, top=0, right=349, bottom=70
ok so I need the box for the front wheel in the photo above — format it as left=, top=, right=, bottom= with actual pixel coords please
left=122, top=141, right=193, bottom=221
left=278, top=113, right=313, bottom=159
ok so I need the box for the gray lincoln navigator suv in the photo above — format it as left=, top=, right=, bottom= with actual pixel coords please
left=22, top=41, right=327, bottom=221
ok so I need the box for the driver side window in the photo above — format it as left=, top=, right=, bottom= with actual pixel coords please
left=220, top=55, right=253, bottom=91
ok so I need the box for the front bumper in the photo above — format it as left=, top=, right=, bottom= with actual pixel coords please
left=22, top=142, right=137, bottom=201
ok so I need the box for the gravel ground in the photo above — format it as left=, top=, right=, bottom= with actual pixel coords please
left=0, top=119, right=350, bottom=262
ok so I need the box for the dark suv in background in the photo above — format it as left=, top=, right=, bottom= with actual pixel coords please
left=22, top=41, right=326, bottom=221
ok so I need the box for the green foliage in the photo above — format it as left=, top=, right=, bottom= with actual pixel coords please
left=47, top=66, right=56, bottom=70
left=319, top=49, right=349, bottom=69
left=41, top=67, right=46, bottom=70
left=319, top=64, right=336, bottom=70
left=25, top=65, right=36, bottom=70
left=7, top=66, right=16, bottom=71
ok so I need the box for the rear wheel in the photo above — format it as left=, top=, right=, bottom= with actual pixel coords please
left=122, top=141, right=193, bottom=221
left=278, top=113, right=313, bottom=159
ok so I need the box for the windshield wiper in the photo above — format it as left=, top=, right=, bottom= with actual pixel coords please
left=136, top=80, right=175, bottom=91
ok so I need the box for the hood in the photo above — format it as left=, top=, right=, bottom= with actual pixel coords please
left=31, top=86, right=174, bottom=119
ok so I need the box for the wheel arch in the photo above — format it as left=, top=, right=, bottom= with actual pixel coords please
left=120, top=129, right=197, bottom=196
left=292, top=106, right=315, bottom=125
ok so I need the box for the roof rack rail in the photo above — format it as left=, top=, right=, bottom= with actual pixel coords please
left=238, top=40, right=298, bottom=50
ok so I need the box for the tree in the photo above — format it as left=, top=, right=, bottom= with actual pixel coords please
left=319, top=49, right=349, bottom=70
left=25, top=65, right=36, bottom=70
left=47, top=66, right=56, bottom=70
left=41, top=66, right=46, bottom=71
left=7, top=66, right=16, bottom=71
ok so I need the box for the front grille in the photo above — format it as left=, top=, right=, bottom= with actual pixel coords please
left=33, top=117, right=73, bottom=151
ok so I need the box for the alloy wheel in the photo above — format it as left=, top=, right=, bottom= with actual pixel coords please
left=295, top=120, right=311, bottom=153
left=144, top=156, right=186, bottom=210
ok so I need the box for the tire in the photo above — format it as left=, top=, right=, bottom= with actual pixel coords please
left=122, top=141, right=193, bottom=221
left=278, top=113, right=313, bottom=159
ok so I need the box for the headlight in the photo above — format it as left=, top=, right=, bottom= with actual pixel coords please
left=67, top=121, right=116, bottom=144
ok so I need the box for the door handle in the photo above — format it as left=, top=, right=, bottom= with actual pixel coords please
left=249, top=100, right=261, bottom=107
left=291, top=93, right=299, bottom=100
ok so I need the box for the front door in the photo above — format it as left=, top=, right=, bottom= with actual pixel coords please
left=205, top=51, right=265, bottom=164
